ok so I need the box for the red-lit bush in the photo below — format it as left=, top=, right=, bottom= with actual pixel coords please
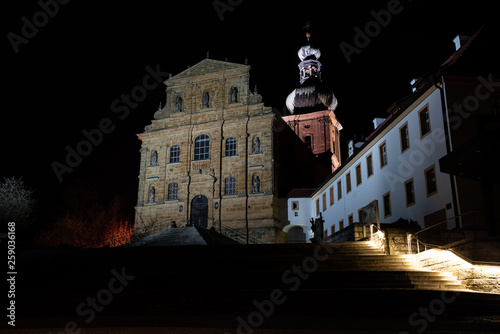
left=36, top=195, right=133, bottom=248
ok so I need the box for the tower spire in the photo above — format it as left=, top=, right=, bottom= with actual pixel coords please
left=286, top=21, right=338, bottom=114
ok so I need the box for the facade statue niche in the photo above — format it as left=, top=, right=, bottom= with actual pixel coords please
left=252, top=137, right=261, bottom=154
left=151, top=150, right=158, bottom=166
left=231, top=87, right=238, bottom=103
left=149, top=186, right=155, bottom=203
left=203, top=92, right=210, bottom=108
left=175, top=96, right=183, bottom=112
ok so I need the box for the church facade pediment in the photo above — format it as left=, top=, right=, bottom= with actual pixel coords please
left=166, top=59, right=249, bottom=82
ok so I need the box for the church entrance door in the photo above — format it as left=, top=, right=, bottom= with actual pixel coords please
left=191, top=195, right=208, bottom=228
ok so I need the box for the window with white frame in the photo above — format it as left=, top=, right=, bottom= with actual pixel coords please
left=194, top=135, right=210, bottom=160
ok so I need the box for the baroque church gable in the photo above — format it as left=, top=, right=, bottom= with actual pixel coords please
left=166, top=59, right=250, bottom=82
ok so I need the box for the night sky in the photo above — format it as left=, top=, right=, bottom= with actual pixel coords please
left=3, top=0, right=498, bottom=222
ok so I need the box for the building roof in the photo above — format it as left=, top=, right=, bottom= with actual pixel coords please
left=165, top=58, right=250, bottom=83
left=287, top=188, right=317, bottom=198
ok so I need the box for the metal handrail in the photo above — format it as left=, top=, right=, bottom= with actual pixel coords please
left=414, top=211, right=474, bottom=238
left=219, top=223, right=265, bottom=245
left=407, top=211, right=475, bottom=254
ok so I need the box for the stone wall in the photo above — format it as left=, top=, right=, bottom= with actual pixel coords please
left=382, top=227, right=419, bottom=255
left=327, top=223, right=371, bottom=242
left=415, top=249, right=500, bottom=294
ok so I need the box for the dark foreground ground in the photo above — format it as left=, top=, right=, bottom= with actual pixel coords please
left=4, top=242, right=500, bottom=333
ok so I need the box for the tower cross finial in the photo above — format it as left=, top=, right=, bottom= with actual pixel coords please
left=303, top=20, right=312, bottom=42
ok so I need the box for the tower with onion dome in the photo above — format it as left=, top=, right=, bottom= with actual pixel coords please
left=282, top=22, right=343, bottom=172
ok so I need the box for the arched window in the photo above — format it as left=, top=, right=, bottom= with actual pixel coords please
left=168, top=183, right=178, bottom=200
left=226, top=138, right=237, bottom=156
left=225, top=177, right=236, bottom=195
left=151, top=150, right=158, bottom=166
left=230, top=87, right=238, bottom=103
left=170, top=145, right=180, bottom=163
left=175, top=96, right=183, bottom=112
left=202, top=92, right=210, bottom=108
left=194, top=135, right=210, bottom=160
left=252, top=174, right=260, bottom=193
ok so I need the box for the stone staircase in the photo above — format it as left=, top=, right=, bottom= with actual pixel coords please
left=316, top=241, right=467, bottom=291
left=16, top=240, right=500, bottom=332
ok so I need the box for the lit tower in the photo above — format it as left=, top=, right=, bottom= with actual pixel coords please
left=282, top=23, right=343, bottom=172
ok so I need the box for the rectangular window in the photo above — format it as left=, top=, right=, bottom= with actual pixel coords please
left=379, top=141, right=388, bottom=168
left=329, top=187, right=334, bottom=206
left=419, top=107, right=431, bottom=137
left=383, top=192, right=392, bottom=218
left=405, top=178, right=415, bottom=207
left=225, top=177, right=236, bottom=195
left=355, top=164, right=362, bottom=186
left=170, top=145, right=180, bottom=163
left=346, top=172, right=352, bottom=194
left=168, top=183, right=178, bottom=200
left=226, top=138, right=237, bottom=156
left=337, top=180, right=342, bottom=200
left=339, top=220, right=344, bottom=230
left=331, top=225, right=336, bottom=235
left=366, top=153, right=373, bottom=178
left=322, top=193, right=327, bottom=212
left=348, top=214, right=353, bottom=225
left=291, top=201, right=299, bottom=211
left=400, top=123, right=410, bottom=153
left=316, top=199, right=320, bottom=216
left=425, top=165, right=438, bottom=197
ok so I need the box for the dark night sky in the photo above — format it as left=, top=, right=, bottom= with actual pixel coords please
left=3, top=0, right=498, bottom=220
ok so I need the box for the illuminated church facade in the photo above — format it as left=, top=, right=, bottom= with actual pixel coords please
left=134, top=58, right=331, bottom=243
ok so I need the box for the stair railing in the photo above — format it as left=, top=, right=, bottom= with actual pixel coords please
left=370, top=223, right=387, bottom=253
left=407, top=211, right=476, bottom=254
left=219, top=223, right=265, bottom=245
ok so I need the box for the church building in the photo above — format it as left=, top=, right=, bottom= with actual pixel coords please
left=134, top=58, right=331, bottom=243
